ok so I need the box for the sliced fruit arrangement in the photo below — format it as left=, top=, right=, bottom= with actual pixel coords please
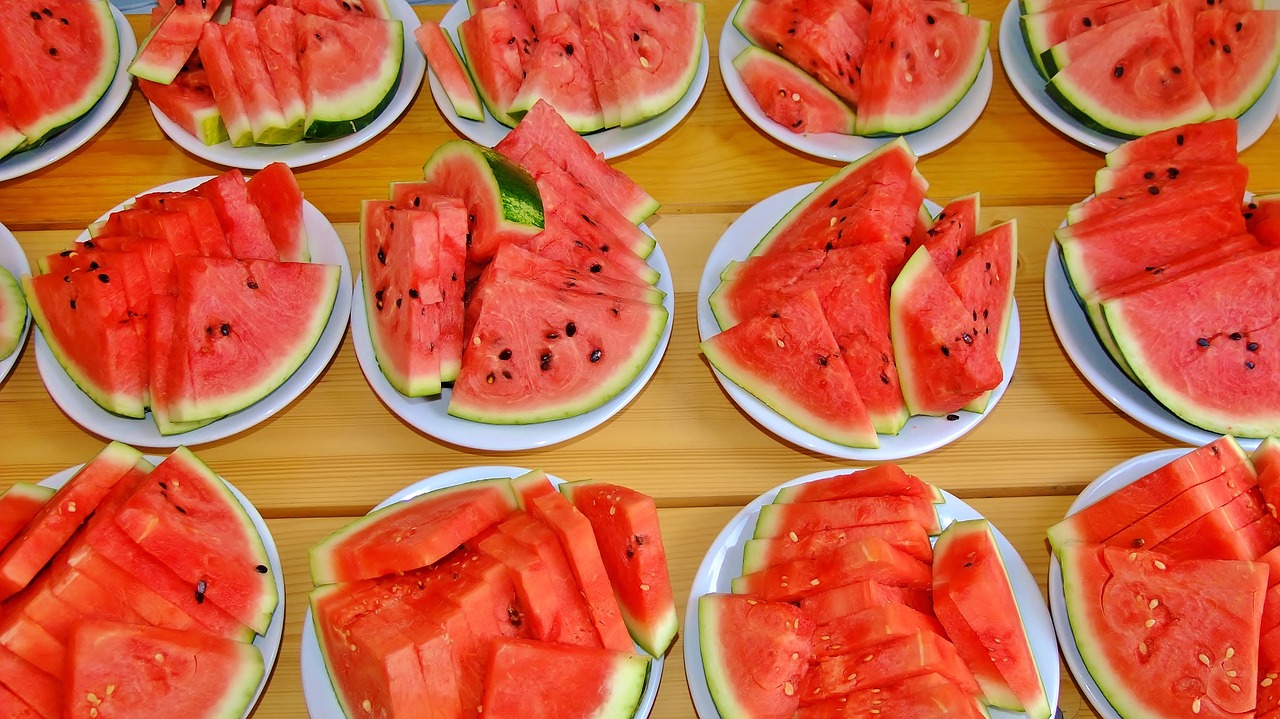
left=731, top=0, right=990, bottom=136
left=1056, top=118, right=1280, bottom=438
left=698, top=464, right=1053, bottom=719
left=1019, top=0, right=1280, bottom=137
left=135, top=0, right=404, bottom=147
left=21, top=164, right=342, bottom=435
left=0, top=442, right=279, bottom=719
left=0, top=0, right=120, bottom=161
left=701, top=138, right=1016, bottom=449
left=1049, top=436, right=1280, bottom=718
left=359, top=101, right=669, bottom=424
left=307, top=468, right=677, bottom=718
left=424, top=0, right=705, bottom=131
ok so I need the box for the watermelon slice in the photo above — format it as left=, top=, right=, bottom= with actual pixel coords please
left=732, top=0, right=867, bottom=107
left=807, top=602, right=945, bottom=659
left=195, top=22, right=255, bottom=148
left=922, top=193, right=980, bottom=274
left=755, top=493, right=942, bottom=536
left=457, top=4, right=537, bottom=127
left=1192, top=8, right=1280, bottom=120
left=508, top=13, right=605, bottom=132
left=254, top=6, right=308, bottom=145
left=136, top=53, right=230, bottom=147
left=800, top=630, right=982, bottom=700
left=732, top=536, right=933, bottom=601
left=414, top=20, right=485, bottom=122
left=800, top=579, right=933, bottom=625
left=0, top=266, right=25, bottom=363
left=246, top=162, right=308, bottom=263
left=1105, top=117, right=1239, bottom=168
left=1021, top=0, right=1161, bottom=77
left=297, top=14, right=403, bottom=140
left=482, top=639, right=650, bottom=717
left=130, top=0, right=223, bottom=85
left=774, top=464, right=943, bottom=504
left=742, top=521, right=933, bottom=568
left=222, top=18, right=300, bottom=146
left=698, top=593, right=813, bottom=719
left=0, top=484, right=53, bottom=552
left=945, top=220, right=1017, bottom=413
left=733, top=46, right=856, bottom=135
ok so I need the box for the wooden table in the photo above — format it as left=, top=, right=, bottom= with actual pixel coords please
left=2, top=0, right=1271, bottom=715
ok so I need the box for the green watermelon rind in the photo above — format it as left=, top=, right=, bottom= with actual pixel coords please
left=1018, top=13, right=1055, bottom=79
left=0, top=265, right=26, bottom=361
left=169, top=265, right=341, bottom=423
left=1044, top=75, right=1215, bottom=141
left=619, top=2, right=706, bottom=127
left=422, top=141, right=545, bottom=237
left=304, top=22, right=404, bottom=141
left=697, top=594, right=762, bottom=719
left=26, top=0, right=120, bottom=144
left=594, top=653, right=653, bottom=718
left=308, top=583, right=366, bottom=719
left=455, top=20, right=521, bottom=128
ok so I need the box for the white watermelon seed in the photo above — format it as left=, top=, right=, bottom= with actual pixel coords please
left=609, top=507, right=616, bottom=515
left=86, top=693, right=100, bottom=705
left=1232, top=684, right=1241, bottom=692
left=1228, top=670, right=1238, bottom=677
left=90, top=710, right=99, bottom=718
left=106, top=686, right=115, bottom=696
left=154, top=653, right=164, bottom=663
left=641, top=583, right=651, bottom=591
left=934, top=47, right=941, bottom=58
left=1154, top=560, right=1167, bottom=570
left=820, top=635, right=830, bottom=641
left=1264, top=678, right=1275, bottom=687
left=1139, top=642, right=1148, bottom=655
left=791, top=93, right=800, bottom=101
left=1145, top=619, right=1155, bottom=628
left=784, top=682, right=795, bottom=696
left=1193, top=698, right=1202, bottom=714
left=829, top=644, right=842, bottom=651
left=791, top=652, right=799, bottom=660
left=67, top=501, right=76, bottom=512
left=1199, top=654, right=1211, bottom=666
left=810, top=578, right=820, bottom=586
left=1227, top=646, right=1236, bottom=659
left=1149, top=599, right=1159, bottom=609
left=777, top=339, right=785, bottom=348
left=789, top=532, right=799, bottom=542
left=781, top=582, right=789, bottom=588
left=363, top=700, right=373, bottom=712
left=639, top=57, right=649, bottom=68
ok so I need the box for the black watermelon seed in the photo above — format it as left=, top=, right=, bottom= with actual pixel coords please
left=1246, top=213, right=1255, bottom=220
left=42, top=7, right=51, bottom=15
left=1249, top=342, right=1260, bottom=352
left=566, top=322, right=577, bottom=337
left=30, top=10, right=40, bottom=18
left=653, top=1, right=659, bottom=9
left=97, top=273, right=109, bottom=283
left=1237, top=21, right=1244, bottom=31
left=946, top=414, right=960, bottom=421
left=409, top=288, right=419, bottom=299
left=59, top=250, right=71, bottom=257
left=69, top=299, right=76, bottom=310
left=63, top=275, right=70, bottom=282
left=1082, top=16, right=1092, bottom=26
left=1144, top=171, right=1156, bottom=180
left=565, top=44, right=573, bottom=55
left=1177, top=134, right=1185, bottom=145
left=540, top=353, right=552, bottom=370
left=1210, top=37, right=1217, bottom=46
left=940, top=345, right=950, bottom=358
left=1148, top=186, right=1159, bottom=195
left=1224, top=44, right=1232, bottom=54
left=1198, top=337, right=1211, bottom=347
left=247, top=280, right=259, bottom=290
left=395, top=298, right=402, bottom=308
left=256, top=565, right=268, bottom=573
left=88, top=262, right=98, bottom=270
left=1172, top=65, right=1182, bottom=74
left=175, top=506, right=187, bottom=514
left=499, top=349, right=512, bottom=361
left=1251, top=203, right=1259, bottom=210
left=1231, top=332, right=1243, bottom=340
left=1113, top=65, right=1123, bottom=78
left=880, top=372, right=890, bottom=385
left=927, top=14, right=934, bottom=23
left=829, top=198, right=838, bottom=208
left=590, top=264, right=602, bottom=273
left=590, top=348, right=602, bottom=362
left=632, top=32, right=639, bottom=41
left=220, top=323, right=230, bottom=336
left=83, top=241, right=94, bottom=249
left=547, top=331, right=560, bottom=340
left=315, top=32, right=322, bottom=40
left=818, top=355, right=828, bottom=366
left=1167, top=167, right=1179, bottom=178
left=195, top=579, right=207, bottom=604
left=502, top=370, right=512, bottom=379
left=48, top=48, right=57, bottom=56
left=1247, top=361, right=1256, bottom=370
left=377, top=248, right=386, bottom=265
left=962, top=333, right=973, bottom=344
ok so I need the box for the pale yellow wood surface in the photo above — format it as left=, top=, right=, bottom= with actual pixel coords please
left=247, top=499, right=1099, bottom=719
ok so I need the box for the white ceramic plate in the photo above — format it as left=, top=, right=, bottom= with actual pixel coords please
left=40, top=453, right=286, bottom=719
left=998, top=0, right=1280, bottom=154
left=148, top=0, right=426, bottom=170
left=1042, top=239, right=1261, bottom=452
left=32, top=176, right=353, bottom=448
left=719, top=1, right=993, bottom=162
left=300, top=465, right=665, bottom=719
left=697, top=184, right=1020, bottom=461
left=351, top=233, right=674, bottom=451
left=432, top=0, right=710, bottom=159
left=0, top=221, right=30, bottom=386
left=0, top=5, right=136, bottom=182
left=684, top=468, right=1061, bottom=719
left=1047, top=448, right=1190, bottom=719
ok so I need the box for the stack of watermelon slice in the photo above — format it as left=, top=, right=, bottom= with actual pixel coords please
left=416, top=0, right=704, bottom=132
left=1058, top=118, right=1280, bottom=438
left=22, top=163, right=341, bottom=435
left=702, top=138, right=1016, bottom=449
left=308, top=470, right=678, bottom=718
left=1020, top=0, right=1280, bottom=137
left=698, top=464, right=1053, bottom=719
left=360, top=100, right=669, bottom=424
left=730, top=0, right=990, bottom=136
left=0, top=0, right=120, bottom=160
left=1049, top=435, right=1280, bottom=718
left=0, top=442, right=278, bottom=719
left=134, top=0, right=403, bottom=146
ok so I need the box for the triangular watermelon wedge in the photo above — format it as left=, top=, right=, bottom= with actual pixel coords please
left=508, top=12, right=606, bottom=133
left=129, top=0, right=224, bottom=84
left=945, top=220, right=1017, bottom=414
left=1192, top=7, right=1280, bottom=120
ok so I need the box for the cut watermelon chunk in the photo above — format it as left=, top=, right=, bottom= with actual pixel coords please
left=255, top=6, right=308, bottom=143
left=195, top=22, right=255, bottom=148
left=509, top=13, right=606, bottom=132
left=1192, top=8, right=1280, bottom=120
left=733, top=46, right=856, bottom=135
left=698, top=593, right=813, bottom=719
left=1106, top=468, right=1255, bottom=549
left=945, top=220, right=1017, bottom=413
left=414, top=20, right=485, bottom=122
left=130, top=0, right=222, bottom=84
left=482, top=639, right=650, bottom=718
left=297, top=14, right=403, bottom=140
left=774, top=464, right=943, bottom=504
left=0, top=484, right=54, bottom=553
left=1105, top=117, right=1239, bottom=168
left=756, top=493, right=942, bottom=536
left=1021, top=0, right=1160, bottom=77
left=457, top=3, right=538, bottom=127
left=807, top=602, right=946, bottom=660
left=800, top=631, right=982, bottom=700
left=586, top=0, right=704, bottom=127
left=0, top=644, right=60, bottom=719
left=222, top=18, right=300, bottom=145
left=922, top=193, right=980, bottom=274
left=800, top=579, right=934, bottom=625
left=194, top=169, right=278, bottom=261
left=731, top=536, right=932, bottom=601
left=246, top=162, right=308, bottom=263
left=732, top=0, right=867, bottom=107
left=742, top=521, right=933, bottom=569
left=137, top=53, right=230, bottom=147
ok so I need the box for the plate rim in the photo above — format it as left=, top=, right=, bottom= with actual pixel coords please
left=146, top=0, right=426, bottom=170
left=717, top=0, right=994, bottom=162
left=38, top=454, right=287, bottom=719
left=695, top=182, right=1020, bottom=461
left=682, top=466, right=1062, bottom=719
left=31, top=175, right=353, bottom=448
left=349, top=229, right=675, bottom=452
left=0, top=3, right=137, bottom=183
left=997, top=0, right=1280, bottom=154
left=299, top=464, right=666, bottom=719
left=431, top=0, right=710, bottom=160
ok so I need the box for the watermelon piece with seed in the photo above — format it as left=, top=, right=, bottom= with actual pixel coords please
left=701, top=289, right=879, bottom=448
left=64, top=544, right=204, bottom=636
left=922, top=193, right=980, bottom=274
left=808, top=602, right=946, bottom=660
left=796, top=675, right=989, bottom=718
left=457, top=4, right=537, bottom=127
left=298, top=14, right=403, bottom=140
left=130, top=0, right=222, bottom=85
left=509, top=13, right=605, bottom=133
left=1105, top=118, right=1239, bottom=168
left=1078, top=163, right=1250, bottom=220
left=698, top=593, right=813, bottom=719
left=255, top=6, right=308, bottom=145
left=800, top=579, right=933, bottom=625
left=775, top=464, right=943, bottom=504
left=194, top=169, right=278, bottom=261
left=733, top=0, right=867, bottom=107
left=1106, top=467, right=1256, bottom=550
left=933, top=519, right=1052, bottom=719
left=742, top=521, right=933, bottom=569
left=0, top=644, right=60, bottom=719
left=414, top=20, right=485, bottom=122
left=559, top=480, right=679, bottom=656
left=1020, top=0, right=1160, bottom=78
left=856, top=0, right=990, bottom=136
left=0, top=484, right=53, bottom=553
left=222, top=18, right=299, bottom=145
left=137, top=51, right=230, bottom=148
left=246, top=162, right=308, bottom=263
left=731, top=536, right=932, bottom=601
left=756, top=493, right=942, bottom=536
left=1104, top=248, right=1280, bottom=438
left=482, top=639, right=651, bottom=718
left=800, top=631, right=983, bottom=700
left=195, top=22, right=255, bottom=148
left=1193, top=7, right=1280, bottom=121
left=309, top=477, right=517, bottom=585
left=480, top=242, right=664, bottom=306
left=733, top=46, right=856, bottom=135
left=945, top=220, right=1017, bottom=413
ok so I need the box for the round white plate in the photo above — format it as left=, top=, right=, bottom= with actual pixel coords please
left=697, top=183, right=1020, bottom=461
left=998, top=0, right=1280, bottom=154
left=684, top=467, right=1061, bottom=719
left=1042, top=239, right=1261, bottom=452
left=351, top=233, right=674, bottom=451
left=1047, top=448, right=1191, bottom=719
left=432, top=0, right=710, bottom=159
left=0, top=221, right=30, bottom=385
left=148, top=0, right=426, bottom=170
left=719, top=1, right=993, bottom=162
left=0, top=4, right=136, bottom=183
left=40, top=453, right=286, bottom=719
left=32, top=176, right=353, bottom=448
left=300, top=465, right=665, bottom=719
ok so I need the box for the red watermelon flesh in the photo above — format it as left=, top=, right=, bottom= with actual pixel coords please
left=481, top=639, right=651, bottom=719
left=1039, top=6, right=1149, bottom=76
left=922, top=193, right=979, bottom=275
left=1048, top=437, right=1250, bottom=549
left=1259, top=545, right=1280, bottom=585
left=480, top=242, right=664, bottom=306
left=700, top=289, right=879, bottom=448
left=0, top=484, right=53, bottom=553
left=1060, top=544, right=1265, bottom=717
left=222, top=18, right=297, bottom=145
left=1192, top=8, right=1280, bottom=119
left=0, top=613, right=66, bottom=678
left=0, top=680, right=40, bottom=719
left=1022, top=0, right=1161, bottom=68
left=742, top=521, right=933, bottom=569
left=1068, top=164, right=1250, bottom=225
left=733, top=46, right=857, bottom=135
left=255, top=6, right=307, bottom=138
left=807, top=602, right=946, bottom=660
left=1104, top=117, right=1238, bottom=168
left=100, top=209, right=202, bottom=258
left=755, top=493, right=941, bottom=537
left=945, top=220, right=1016, bottom=413
left=1247, top=194, right=1280, bottom=248
left=494, top=99, right=660, bottom=223
left=414, top=20, right=485, bottom=122
left=246, top=162, right=308, bottom=263
left=890, top=246, right=1003, bottom=417
left=800, top=579, right=933, bottom=626
left=1242, top=510, right=1280, bottom=559
left=137, top=55, right=230, bottom=148
left=61, top=242, right=176, bottom=299
left=795, top=674, right=988, bottom=719
left=0, top=644, right=59, bottom=719
left=232, top=0, right=275, bottom=19
left=1093, top=161, right=1247, bottom=197
left=458, top=4, right=538, bottom=126
left=508, top=12, right=605, bottom=133
left=0, top=443, right=143, bottom=603
left=510, top=468, right=557, bottom=510
left=732, top=0, right=867, bottom=107
left=194, top=169, right=279, bottom=261
left=130, top=0, right=224, bottom=85
left=1104, top=248, right=1280, bottom=438
left=515, top=197, right=657, bottom=287
left=287, top=0, right=393, bottom=20
left=559, top=480, right=678, bottom=656
left=139, top=194, right=233, bottom=259
left=575, top=0, right=622, bottom=127
left=1105, top=468, right=1255, bottom=550
left=708, top=250, right=828, bottom=328
left=774, top=463, right=942, bottom=504
left=697, top=593, right=813, bottom=719
left=495, top=512, right=602, bottom=648
left=1084, top=233, right=1262, bottom=311
left=731, top=536, right=932, bottom=601
left=66, top=621, right=263, bottom=719
left=445, top=561, right=531, bottom=710
left=1152, top=487, right=1267, bottom=561
left=64, top=544, right=203, bottom=635
left=195, top=22, right=255, bottom=148
left=800, top=631, right=982, bottom=701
